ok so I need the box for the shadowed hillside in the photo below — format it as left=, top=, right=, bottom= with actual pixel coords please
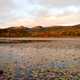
left=0, top=25, right=80, bottom=37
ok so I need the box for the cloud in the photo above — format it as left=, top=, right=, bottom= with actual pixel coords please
left=0, top=0, right=15, bottom=24
left=0, top=0, right=80, bottom=28
left=33, top=0, right=80, bottom=6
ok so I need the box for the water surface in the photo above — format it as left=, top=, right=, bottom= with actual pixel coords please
left=0, top=39, right=80, bottom=79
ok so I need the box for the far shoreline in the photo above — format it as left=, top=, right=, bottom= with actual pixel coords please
left=0, top=37, right=80, bottom=43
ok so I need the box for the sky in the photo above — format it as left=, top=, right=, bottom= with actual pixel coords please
left=0, top=0, right=80, bottom=28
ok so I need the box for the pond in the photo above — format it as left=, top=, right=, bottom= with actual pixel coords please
left=0, top=39, right=80, bottom=79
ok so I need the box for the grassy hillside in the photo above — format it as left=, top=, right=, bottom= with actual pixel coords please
left=0, top=25, right=80, bottom=37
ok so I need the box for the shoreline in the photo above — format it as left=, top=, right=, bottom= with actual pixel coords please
left=0, top=37, right=80, bottom=43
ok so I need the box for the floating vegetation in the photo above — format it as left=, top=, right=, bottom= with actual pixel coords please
left=0, top=40, right=80, bottom=79
left=0, top=63, right=80, bottom=80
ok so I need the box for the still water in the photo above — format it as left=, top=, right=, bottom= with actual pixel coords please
left=0, top=39, right=80, bottom=79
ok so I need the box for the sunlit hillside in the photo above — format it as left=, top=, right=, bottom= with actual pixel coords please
left=0, top=24, right=80, bottom=37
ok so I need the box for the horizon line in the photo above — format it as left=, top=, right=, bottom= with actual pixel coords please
left=0, top=23, right=80, bottom=29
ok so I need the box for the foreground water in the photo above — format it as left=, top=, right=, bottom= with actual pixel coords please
left=0, top=40, right=80, bottom=79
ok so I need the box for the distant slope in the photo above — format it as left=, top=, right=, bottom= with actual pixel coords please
left=0, top=25, right=80, bottom=37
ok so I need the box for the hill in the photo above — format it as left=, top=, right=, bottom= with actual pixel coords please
left=0, top=25, right=80, bottom=37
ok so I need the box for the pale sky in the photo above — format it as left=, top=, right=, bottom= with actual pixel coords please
left=0, top=0, right=80, bottom=28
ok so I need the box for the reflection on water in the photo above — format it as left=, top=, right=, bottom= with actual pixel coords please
left=0, top=40, right=80, bottom=79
